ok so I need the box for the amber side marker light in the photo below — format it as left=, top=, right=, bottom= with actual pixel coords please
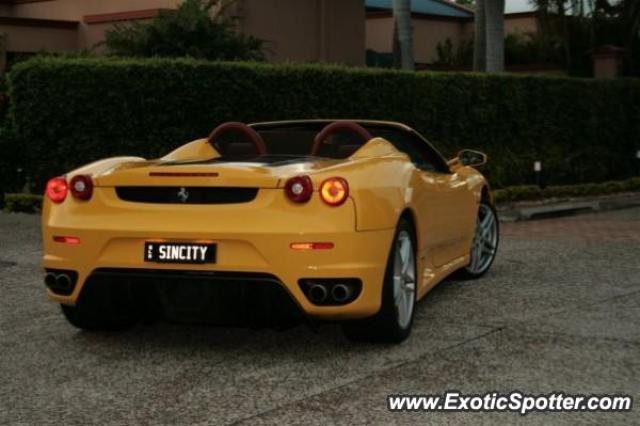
left=53, top=236, right=81, bottom=245
left=320, top=177, right=349, bottom=206
left=290, top=242, right=335, bottom=250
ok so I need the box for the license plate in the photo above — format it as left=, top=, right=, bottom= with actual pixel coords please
left=144, top=242, right=216, bottom=264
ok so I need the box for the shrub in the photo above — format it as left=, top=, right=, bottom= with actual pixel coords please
left=3, top=193, right=43, bottom=213
left=8, top=57, right=640, bottom=190
left=493, top=177, right=640, bottom=203
left=104, top=0, right=264, bottom=61
left=435, top=33, right=564, bottom=69
left=0, top=78, right=26, bottom=200
left=434, top=38, right=473, bottom=68
left=0, top=124, right=22, bottom=193
left=504, top=32, right=564, bottom=66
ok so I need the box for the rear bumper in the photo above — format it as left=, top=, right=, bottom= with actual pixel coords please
left=81, top=269, right=306, bottom=326
left=42, top=188, right=394, bottom=320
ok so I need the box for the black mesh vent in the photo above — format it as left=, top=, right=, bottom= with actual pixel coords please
left=115, top=186, right=258, bottom=204
left=88, top=269, right=304, bottom=326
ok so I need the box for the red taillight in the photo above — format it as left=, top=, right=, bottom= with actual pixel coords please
left=46, top=177, right=68, bottom=203
left=70, top=175, right=93, bottom=201
left=290, top=242, right=335, bottom=250
left=53, top=236, right=81, bottom=244
left=285, top=175, right=313, bottom=203
left=320, top=177, right=349, bottom=206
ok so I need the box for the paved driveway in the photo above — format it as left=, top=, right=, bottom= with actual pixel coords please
left=1, top=209, right=639, bottom=425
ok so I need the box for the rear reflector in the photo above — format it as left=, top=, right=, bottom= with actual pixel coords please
left=285, top=176, right=313, bottom=203
left=70, top=175, right=93, bottom=201
left=53, top=236, right=81, bottom=245
left=290, top=242, right=335, bottom=250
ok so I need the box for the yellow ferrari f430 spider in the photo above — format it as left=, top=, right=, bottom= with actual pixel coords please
left=42, top=120, right=499, bottom=343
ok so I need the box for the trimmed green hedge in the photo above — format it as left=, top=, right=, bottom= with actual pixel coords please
left=3, top=193, right=43, bottom=213
left=493, top=177, right=640, bottom=203
left=8, top=57, right=640, bottom=190
left=0, top=124, right=23, bottom=194
left=0, top=82, right=23, bottom=195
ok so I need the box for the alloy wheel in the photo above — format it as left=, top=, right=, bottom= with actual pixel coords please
left=466, top=204, right=498, bottom=275
left=393, top=230, right=416, bottom=329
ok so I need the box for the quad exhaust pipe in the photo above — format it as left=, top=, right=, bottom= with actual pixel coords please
left=44, top=271, right=75, bottom=294
left=55, top=274, right=72, bottom=291
left=44, top=273, right=57, bottom=289
left=308, top=284, right=328, bottom=304
left=305, top=282, right=358, bottom=305
left=331, top=284, right=353, bottom=304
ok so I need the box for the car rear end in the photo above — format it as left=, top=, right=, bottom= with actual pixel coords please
left=42, top=159, right=393, bottom=323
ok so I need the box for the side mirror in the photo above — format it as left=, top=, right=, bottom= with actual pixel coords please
left=450, top=149, right=488, bottom=169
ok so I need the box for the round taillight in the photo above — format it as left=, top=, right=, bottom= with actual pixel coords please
left=70, top=175, right=93, bottom=201
left=285, top=175, right=313, bottom=203
left=45, top=177, right=68, bottom=203
left=320, top=177, right=349, bottom=206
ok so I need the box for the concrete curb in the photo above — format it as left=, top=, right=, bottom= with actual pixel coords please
left=497, top=192, right=640, bottom=222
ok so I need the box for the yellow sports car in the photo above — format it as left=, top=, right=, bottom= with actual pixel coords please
left=42, top=120, right=498, bottom=343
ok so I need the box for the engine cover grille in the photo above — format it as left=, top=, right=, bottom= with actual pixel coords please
left=115, top=186, right=258, bottom=204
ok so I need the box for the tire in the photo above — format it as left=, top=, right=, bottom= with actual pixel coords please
left=60, top=282, right=139, bottom=331
left=457, top=201, right=499, bottom=280
left=342, top=218, right=417, bottom=344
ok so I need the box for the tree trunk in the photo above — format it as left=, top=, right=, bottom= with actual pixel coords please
left=621, top=0, right=640, bottom=56
left=474, top=0, right=505, bottom=72
left=485, top=0, right=505, bottom=72
left=473, top=0, right=487, bottom=71
left=393, top=0, right=415, bottom=70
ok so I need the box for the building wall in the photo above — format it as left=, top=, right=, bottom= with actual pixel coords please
left=367, top=14, right=467, bottom=64
left=1, top=1, right=538, bottom=69
left=239, top=0, right=320, bottom=63
left=413, top=18, right=466, bottom=63
left=0, top=23, right=77, bottom=52
left=365, top=16, right=393, bottom=54
left=237, top=0, right=364, bottom=65
left=366, top=12, right=539, bottom=65
left=9, top=0, right=178, bottom=21
left=9, top=0, right=177, bottom=52
left=1, top=0, right=364, bottom=65
left=322, top=0, right=365, bottom=65
left=504, top=13, right=538, bottom=35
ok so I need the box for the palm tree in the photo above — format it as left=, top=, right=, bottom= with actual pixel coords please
left=473, top=0, right=486, bottom=70
left=530, top=0, right=590, bottom=73
left=530, top=0, right=640, bottom=75
left=612, top=0, right=640, bottom=55
left=393, top=0, right=415, bottom=70
left=474, top=0, right=505, bottom=72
